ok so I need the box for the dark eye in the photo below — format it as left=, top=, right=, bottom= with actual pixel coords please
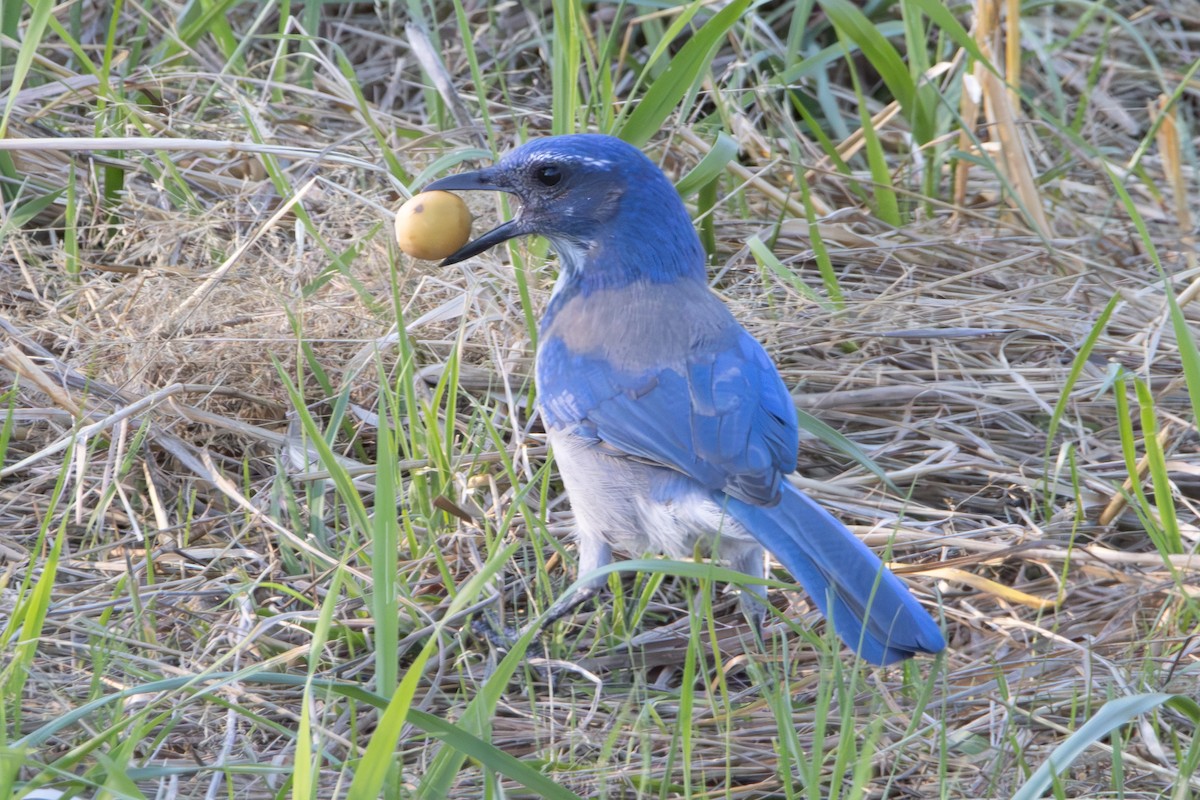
left=534, top=165, right=562, bottom=186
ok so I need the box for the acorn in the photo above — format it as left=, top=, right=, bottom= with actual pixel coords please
left=394, top=191, right=472, bottom=260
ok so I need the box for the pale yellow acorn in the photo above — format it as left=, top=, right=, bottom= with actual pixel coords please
left=394, top=191, right=472, bottom=260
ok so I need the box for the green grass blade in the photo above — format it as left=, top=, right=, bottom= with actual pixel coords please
left=675, top=131, right=738, bottom=198
left=1164, top=284, right=1200, bottom=428
left=1040, top=293, right=1119, bottom=513
left=551, top=0, right=583, bottom=135
left=618, top=0, right=750, bottom=147
left=792, top=159, right=847, bottom=310
left=4, top=519, right=63, bottom=714
left=1012, top=694, right=1200, bottom=800
left=1134, top=377, right=1182, bottom=556
left=905, top=0, right=991, bottom=67
left=0, top=189, right=64, bottom=242
left=406, top=710, right=585, bottom=800
left=797, top=408, right=900, bottom=495
left=775, top=20, right=906, bottom=86
left=346, top=642, right=432, bottom=799
left=348, top=538, right=521, bottom=799
left=1101, top=161, right=1193, bottom=556
left=679, top=599, right=700, bottom=798
left=0, top=0, right=53, bottom=140
left=842, top=51, right=900, bottom=225
left=612, top=0, right=704, bottom=132
left=747, top=235, right=822, bottom=305
left=450, top=1, right=495, bottom=146
left=372, top=368, right=401, bottom=696
left=815, top=0, right=914, bottom=128
left=293, top=684, right=315, bottom=800
left=1111, top=372, right=1158, bottom=540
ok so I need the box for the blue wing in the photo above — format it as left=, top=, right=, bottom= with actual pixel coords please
left=538, top=326, right=799, bottom=505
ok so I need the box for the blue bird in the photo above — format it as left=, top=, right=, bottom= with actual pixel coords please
left=425, top=134, right=945, bottom=664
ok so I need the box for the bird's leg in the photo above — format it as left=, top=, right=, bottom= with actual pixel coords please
left=527, top=582, right=603, bottom=633
left=731, top=543, right=770, bottom=649
left=471, top=583, right=605, bottom=658
left=474, top=535, right=613, bottom=655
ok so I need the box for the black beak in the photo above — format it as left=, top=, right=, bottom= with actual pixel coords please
left=424, top=167, right=523, bottom=266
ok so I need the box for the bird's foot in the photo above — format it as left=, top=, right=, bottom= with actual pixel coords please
left=470, top=610, right=547, bottom=660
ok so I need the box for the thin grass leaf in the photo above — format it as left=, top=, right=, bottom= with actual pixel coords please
left=675, top=131, right=738, bottom=198
left=747, top=235, right=823, bottom=305
left=1101, top=156, right=1200, bottom=427
left=785, top=96, right=851, bottom=176
left=1012, top=694, right=1200, bottom=800
left=551, top=0, right=583, bottom=135
left=1164, top=284, right=1200, bottom=429
left=412, top=148, right=496, bottom=190
left=158, top=0, right=243, bottom=69
left=1134, top=378, right=1183, bottom=556
left=792, top=161, right=847, bottom=310
left=842, top=51, right=900, bottom=225
left=96, top=745, right=149, bottom=800
left=697, top=175, right=718, bottom=259
left=349, top=538, right=521, bottom=799
left=64, top=161, right=79, bottom=280
left=1120, top=54, right=1200, bottom=174
left=816, top=0, right=914, bottom=127
left=1041, top=293, right=1119, bottom=514
left=775, top=22, right=907, bottom=85
left=615, top=0, right=705, bottom=131
left=1102, top=160, right=1194, bottom=555
left=331, top=49, right=411, bottom=184
left=679, top=594, right=699, bottom=797
left=618, top=0, right=750, bottom=147
left=346, top=647, right=427, bottom=798
left=797, top=408, right=900, bottom=495
left=450, top=2, right=496, bottom=146
left=406, top=710, right=585, bottom=800
left=0, top=0, right=53, bottom=140
left=0, top=0, right=22, bottom=43
left=0, top=387, right=15, bottom=470
left=370, top=368, right=401, bottom=696
left=1111, top=373, right=1158, bottom=534
left=5, top=523, right=62, bottom=720
left=0, top=189, right=63, bottom=242
left=905, top=0, right=991, bottom=67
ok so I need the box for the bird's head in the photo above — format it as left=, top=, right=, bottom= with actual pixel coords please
left=424, top=134, right=704, bottom=288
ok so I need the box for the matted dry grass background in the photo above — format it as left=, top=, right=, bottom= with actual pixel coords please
left=1, top=1, right=1198, bottom=797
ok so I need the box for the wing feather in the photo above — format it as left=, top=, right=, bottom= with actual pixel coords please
left=538, top=327, right=798, bottom=506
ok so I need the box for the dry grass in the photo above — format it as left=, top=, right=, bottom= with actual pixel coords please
left=1, top=1, right=1198, bottom=797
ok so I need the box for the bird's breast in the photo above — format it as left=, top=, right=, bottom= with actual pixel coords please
left=539, top=278, right=735, bottom=374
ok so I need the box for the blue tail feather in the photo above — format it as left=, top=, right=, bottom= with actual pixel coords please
left=725, top=484, right=945, bottom=665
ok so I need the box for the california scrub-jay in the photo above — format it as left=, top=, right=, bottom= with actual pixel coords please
left=425, top=134, right=944, bottom=664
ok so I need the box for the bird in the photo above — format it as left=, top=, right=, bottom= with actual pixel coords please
left=424, top=133, right=945, bottom=664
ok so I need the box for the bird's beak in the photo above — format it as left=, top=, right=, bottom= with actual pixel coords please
left=423, top=167, right=523, bottom=266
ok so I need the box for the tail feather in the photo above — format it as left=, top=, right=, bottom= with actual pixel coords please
left=726, top=484, right=945, bottom=665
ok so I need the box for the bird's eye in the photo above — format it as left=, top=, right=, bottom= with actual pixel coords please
left=534, top=165, right=562, bottom=186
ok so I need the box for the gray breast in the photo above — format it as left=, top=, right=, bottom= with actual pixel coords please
left=541, top=279, right=735, bottom=372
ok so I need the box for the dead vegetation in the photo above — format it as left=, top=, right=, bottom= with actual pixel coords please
left=1, top=1, right=1198, bottom=797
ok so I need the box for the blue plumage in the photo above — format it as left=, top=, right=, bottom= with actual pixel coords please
left=426, top=134, right=945, bottom=664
